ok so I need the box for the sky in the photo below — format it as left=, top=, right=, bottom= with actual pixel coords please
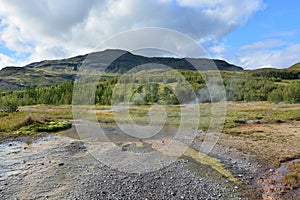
left=0, top=0, right=299, bottom=70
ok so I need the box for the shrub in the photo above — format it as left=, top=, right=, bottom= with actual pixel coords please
left=0, top=99, right=19, bottom=113
left=15, top=116, right=36, bottom=129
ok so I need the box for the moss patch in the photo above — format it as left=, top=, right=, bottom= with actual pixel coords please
left=150, top=140, right=239, bottom=184
left=283, top=161, right=300, bottom=188
left=14, top=120, right=72, bottom=136
left=283, top=173, right=300, bottom=188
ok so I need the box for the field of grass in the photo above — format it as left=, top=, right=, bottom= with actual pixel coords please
left=1, top=102, right=299, bottom=167
left=220, top=102, right=300, bottom=167
left=0, top=105, right=72, bottom=138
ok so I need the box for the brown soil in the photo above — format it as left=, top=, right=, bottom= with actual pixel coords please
left=220, top=121, right=300, bottom=165
left=220, top=121, right=300, bottom=200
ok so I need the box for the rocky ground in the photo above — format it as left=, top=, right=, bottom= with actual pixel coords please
left=0, top=131, right=257, bottom=200
left=257, top=159, right=300, bottom=200
left=0, top=126, right=297, bottom=199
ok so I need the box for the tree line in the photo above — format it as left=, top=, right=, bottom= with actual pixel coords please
left=1, top=70, right=300, bottom=112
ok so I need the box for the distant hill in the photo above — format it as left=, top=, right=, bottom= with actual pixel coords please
left=24, top=49, right=243, bottom=72
left=0, top=49, right=243, bottom=91
left=288, top=62, right=300, bottom=70
left=248, top=63, right=300, bottom=80
left=0, top=66, right=75, bottom=91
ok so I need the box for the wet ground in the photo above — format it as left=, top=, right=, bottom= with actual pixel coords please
left=0, top=126, right=265, bottom=199
left=258, top=159, right=300, bottom=200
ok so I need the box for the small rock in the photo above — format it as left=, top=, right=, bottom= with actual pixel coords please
left=268, top=179, right=275, bottom=184
left=58, top=163, right=64, bottom=166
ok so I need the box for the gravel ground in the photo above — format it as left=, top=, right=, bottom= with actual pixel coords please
left=65, top=158, right=241, bottom=200
left=0, top=131, right=261, bottom=199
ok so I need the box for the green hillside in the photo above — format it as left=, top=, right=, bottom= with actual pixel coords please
left=288, top=62, right=300, bottom=70
left=1, top=49, right=300, bottom=108
left=0, top=49, right=242, bottom=91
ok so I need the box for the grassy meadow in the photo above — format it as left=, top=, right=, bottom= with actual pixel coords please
left=0, top=102, right=299, bottom=166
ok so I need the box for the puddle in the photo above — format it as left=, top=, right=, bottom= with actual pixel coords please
left=277, top=158, right=300, bottom=174
left=259, top=158, right=300, bottom=199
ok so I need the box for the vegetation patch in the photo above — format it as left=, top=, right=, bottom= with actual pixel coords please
left=0, top=108, right=72, bottom=137
left=15, top=120, right=72, bottom=136
left=283, top=162, right=300, bottom=189
left=0, top=98, right=19, bottom=113
left=35, top=120, right=72, bottom=132
left=223, top=129, right=262, bottom=136
left=283, top=173, right=300, bottom=188
left=150, top=139, right=239, bottom=184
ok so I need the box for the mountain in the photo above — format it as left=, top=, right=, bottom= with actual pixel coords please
left=23, top=49, right=243, bottom=72
left=288, top=62, right=300, bottom=71
left=0, top=49, right=243, bottom=91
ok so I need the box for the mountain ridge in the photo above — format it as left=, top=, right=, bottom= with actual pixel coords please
left=0, top=49, right=244, bottom=91
left=1, top=49, right=243, bottom=72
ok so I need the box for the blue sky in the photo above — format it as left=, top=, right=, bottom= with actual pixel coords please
left=222, top=0, right=300, bottom=68
left=0, top=0, right=299, bottom=69
left=227, top=0, right=299, bottom=47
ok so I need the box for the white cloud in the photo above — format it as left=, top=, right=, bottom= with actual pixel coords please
left=237, top=44, right=300, bottom=69
left=0, top=0, right=264, bottom=68
left=240, top=39, right=285, bottom=50
left=264, top=31, right=296, bottom=38
left=0, top=52, right=30, bottom=68
left=198, top=36, right=227, bottom=59
left=0, top=53, right=15, bottom=68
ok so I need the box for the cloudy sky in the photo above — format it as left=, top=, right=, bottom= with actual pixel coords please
left=0, top=0, right=299, bottom=69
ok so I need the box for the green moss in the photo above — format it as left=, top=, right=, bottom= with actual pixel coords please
left=283, top=173, right=300, bottom=187
left=151, top=140, right=239, bottom=184
left=291, top=162, right=300, bottom=172
left=224, top=129, right=263, bottom=136
left=35, top=121, right=72, bottom=132
left=224, top=130, right=242, bottom=136
left=13, top=120, right=72, bottom=136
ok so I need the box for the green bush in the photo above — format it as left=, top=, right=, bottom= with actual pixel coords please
left=35, top=121, right=72, bottom=132
left=15, top=120, right=72, bottom=135
left=0, top=98, right=19, bottom=113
